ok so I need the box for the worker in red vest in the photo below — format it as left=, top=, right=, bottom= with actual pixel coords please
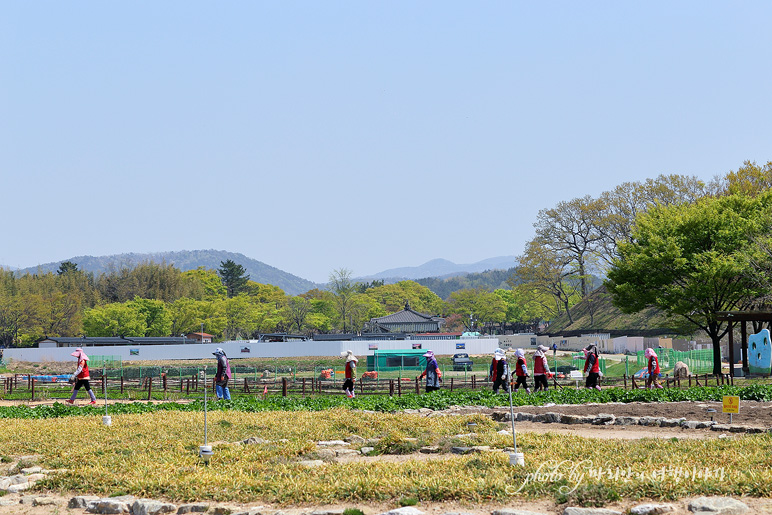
left=340, top=350, right=358, bottom=398
left=513, top=348, right=531, bottom=393
left=533, top=345, right=552, bottom=392
left=489, top=349, right=510, bottom=393
left=583, top=344, right=601, bottom=390
left=67, top=347, right=97, bottom=405
left=645, top=347, right=663, bottom=389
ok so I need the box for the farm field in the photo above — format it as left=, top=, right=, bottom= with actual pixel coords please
left=1, top=388, right=772, bottom=514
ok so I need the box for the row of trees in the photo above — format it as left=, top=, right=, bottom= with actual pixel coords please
left=512, top=159, right=772, bottom=374
left=513, top=161, right=772, bottom=326
left=0, top=258, right=549, bottom=347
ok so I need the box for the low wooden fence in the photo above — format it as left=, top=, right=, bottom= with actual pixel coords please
left=0, top=371, right=738, bottom=402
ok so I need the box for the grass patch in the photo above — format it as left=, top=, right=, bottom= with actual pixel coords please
left=0, top=408, right=769, bottom=505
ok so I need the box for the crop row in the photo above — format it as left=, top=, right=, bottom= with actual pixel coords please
left=2, top=383, right=772, bottom=420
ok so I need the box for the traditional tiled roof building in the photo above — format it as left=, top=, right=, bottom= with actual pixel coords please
left=367, top=301, right=444, bottom=334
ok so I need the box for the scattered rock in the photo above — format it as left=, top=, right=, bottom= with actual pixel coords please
left=450, top=447, right=474, bottom=454
left=711, top=425, right=732, bottom=432
left=176, top=503, right=210, bottom=513
left=659, top=418, right=684, bottom=428
left=87, top=498, right=133, bottom=514
left=132, top=498, right=177, bottom=515
left=592, top=414, right=616, bottom=425
left=314, top=449, right=337, bottom=460
left=317, top=440, right=349, bottom=447
left=20, top=466, right=42, bottom=474
left=563, top=508, right=622, bottom=515
left=378, top=508, right=425, bottom=515
left=629, top=503, right=675, bottom=514
left=614, top=416, right=639, bottom=426
left=681, top=421, right=701, bottom=429
left=492, top=509, right=550, bottom=515
left=688, top=496, right=749, bottom=513
left=242, top=437, right=269, bottom=445
left=360, top=447, right=376, bottom=455
left=345, top=435, right=366, bottom=444
left=516, top=413, right=534, bottom=422
left=70, top=495, right=101, bottom=509
left=419, top=446, right=441, bottom=454
left=534, top=412, right=562, bottom=423
left=311, top=509, right=346, bottom=515
left=32, top=496, right=61, bottom=507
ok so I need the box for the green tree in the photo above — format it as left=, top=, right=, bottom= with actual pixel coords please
left=181, top=267, right=227, bottom=300
left=446, top=288, right=507, bottom=333
left=127, top=297, right=173, bottom=337
left=218, top=260, right=250, bottom=298
left=329, top=268, right=357, bottom=332
left=57, top=261, right=79, bottom=275
left=285, top=296, right=311, bottom=333
left=533, top=195, right=605, bottom=298
left=82, top=303, right=147, bottom=337
left=606, top=193, right=772, bottom=374
left=515, top=239, right=583, bottom=324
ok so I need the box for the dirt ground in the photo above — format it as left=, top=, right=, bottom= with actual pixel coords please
left=2, top=491, right=772, bottom=515
left=494, top=399, right=772, bottom=427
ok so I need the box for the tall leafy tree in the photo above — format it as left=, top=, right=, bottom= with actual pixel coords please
left=218, top=260, right=250, bottom=298
left=328, top=268, right=357, bottom=332
left=606, top=192, right=772, bottom=374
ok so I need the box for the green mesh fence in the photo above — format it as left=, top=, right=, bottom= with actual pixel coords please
left=636, top=348, right=714, bottom=374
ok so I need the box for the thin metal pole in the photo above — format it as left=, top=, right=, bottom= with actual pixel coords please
left=203, top=367, right=208, bottom=446
left=507, top=380, right=518, bottom=453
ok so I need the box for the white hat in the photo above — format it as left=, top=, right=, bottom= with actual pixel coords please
left=341, top=350, right=358, bottom=362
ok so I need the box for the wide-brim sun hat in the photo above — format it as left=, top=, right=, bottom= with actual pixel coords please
left=212, top=347, right=225, bottom=356
left=537, top=345, right=549, bottom=353
left=71, top=348, right=89, bottom=360
left=423, top=350, right=434, bottom=357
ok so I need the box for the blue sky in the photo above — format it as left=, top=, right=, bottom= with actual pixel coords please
left=2, top=2, right=771, bottom=283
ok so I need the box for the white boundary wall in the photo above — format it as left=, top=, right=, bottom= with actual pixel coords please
left=3, top=338, right=499, bottom=363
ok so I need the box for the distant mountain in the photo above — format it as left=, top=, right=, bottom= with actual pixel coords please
left=15, top=250, right=319, bottom=296
left=360, top=256, right=517, bottom=281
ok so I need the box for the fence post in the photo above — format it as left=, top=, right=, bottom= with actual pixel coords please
left=121, top=375, right=124, bottom=394
left=450, top=377, right=454, bottom=392
left=398, top=378, right=402, bottom=397
left=244, top=378, right=250, bottom=393
left=623, top=374, right=627, bottom=389
left=302, top=378, right=306, bottom=396
left=282, top=377, right=288, bottom=397
left=415, top=377, right=419, bottom=395
left=147, top=377, right=153, bottom=401
left=389, top=379, right=394, bottom=397
left=30, top=377, right=34, bottom=401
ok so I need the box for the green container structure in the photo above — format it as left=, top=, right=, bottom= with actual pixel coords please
left=366, top=349, right=427, bottom=372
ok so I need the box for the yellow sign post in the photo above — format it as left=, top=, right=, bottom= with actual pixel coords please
left=722, top=395, right=740, bottom=423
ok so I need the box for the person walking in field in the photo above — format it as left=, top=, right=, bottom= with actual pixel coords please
left=67, top=348, right=97, bottom=405
left=583, top=344, right=601, bottom=390
left=533, top=345, right=552, bottom=392
left=645, top=347, right=663, bottom=389
left=213, top=348, right=232, bottom=400
left=341, top=350, right=358, bottom=398
left=419, top=350, right=442, bottom=392
left=489, top=348, right=510, bottom=393
left=513, top=348, right=531, bottom=393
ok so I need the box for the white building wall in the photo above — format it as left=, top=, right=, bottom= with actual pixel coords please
left=3, top=338, right=499, bottom=363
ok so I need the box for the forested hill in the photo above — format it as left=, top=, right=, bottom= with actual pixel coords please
left=415, top=268, right=517, bottom=299
left=17, top=250, right=320, bottom=296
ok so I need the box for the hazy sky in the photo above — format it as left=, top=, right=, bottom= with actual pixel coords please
left=2, top=2, right=771, bottom=283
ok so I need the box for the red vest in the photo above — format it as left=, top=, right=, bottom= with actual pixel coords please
left=584, top=354, right=599, bottom=374
left=77, top=359, right=90, bottom=380
left=345, top=361, right=355, bottom=379
left=648, top=356, right=660, bottom=376
left=515, top=357, right=528, bottom=377
left=533, top=355, right=548, bottom=375
left=490, top=358, right=499, bottom=381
